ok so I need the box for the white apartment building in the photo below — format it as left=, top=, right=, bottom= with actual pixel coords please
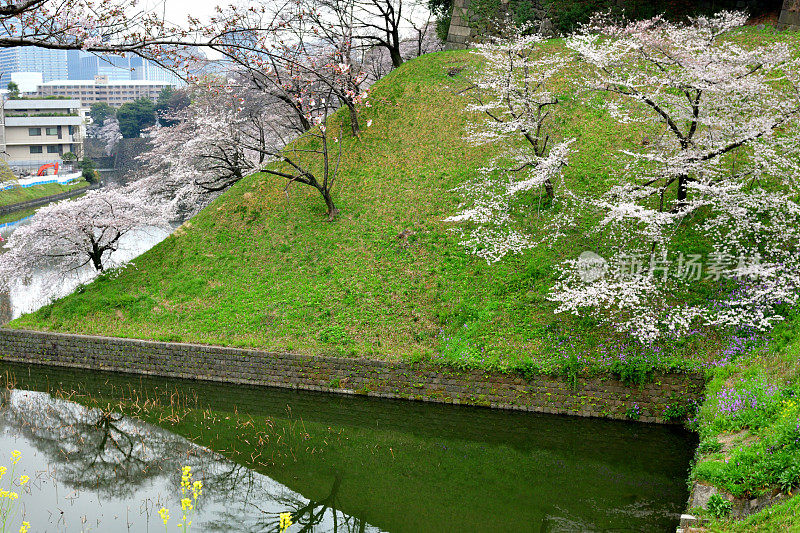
left=0, top=98, right=87, bottom=171
left=35, top=76, right=176, bottom=107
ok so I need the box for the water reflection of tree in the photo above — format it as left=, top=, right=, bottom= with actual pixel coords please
left=0, top=390, right=197, bottom=498
left=204, top=472, right=375, bottom=533
left=0, top=389, right=379, bottom=532
left=272, top=477, right=371, bottom=533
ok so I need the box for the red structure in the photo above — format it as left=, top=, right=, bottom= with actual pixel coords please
left=36, top=163, right=59, bottom=176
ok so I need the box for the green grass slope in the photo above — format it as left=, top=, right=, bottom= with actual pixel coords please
left=12, top=31, right=800, bottom=373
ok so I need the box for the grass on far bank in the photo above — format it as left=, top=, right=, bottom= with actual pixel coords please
left=0, top=179, right=89, bottom=207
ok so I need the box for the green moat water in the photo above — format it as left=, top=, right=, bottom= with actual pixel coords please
left=0, top=362, right=696, bottom=532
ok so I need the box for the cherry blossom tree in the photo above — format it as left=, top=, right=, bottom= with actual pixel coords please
left=256, top=96, right=344, bottom=221
left=98, top=118, right=122, bottom=157
left=547, top=12, right=800, bottom=340
left=199, top=1, right=372, bottom=137
left=446, top=29, right=575, bottom=262
left=131, top=85, right=265, bottom=221
left=0, top=189, right=168, bottom=293
left=132, top=79, right=348, bottom=222
left=222, top=80, right=348, bottom=221
left=290, top=0, right=372, bottom=137
left=0, top=1, right=210, bottom=75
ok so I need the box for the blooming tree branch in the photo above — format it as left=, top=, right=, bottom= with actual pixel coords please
left=548, top=12, right=800, bottom=340
left=447, top=28, right=575, bottom=262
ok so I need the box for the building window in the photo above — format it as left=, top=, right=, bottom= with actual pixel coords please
left=29, top=146, right=43, bottom=154
left=47, top=145, right=59, bottom=153
left=28, top=128, right=41, bottom=136
left=46, top=127, right=58, bottom=135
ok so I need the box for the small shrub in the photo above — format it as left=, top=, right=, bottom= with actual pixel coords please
left=706, top=493, right=732, bottom=518
left=609, top=356, right=653, bottom=386
left=80, top=157, right=98, bottom=183
left=625, top=403, right=641, bottom=420
left=778, top=464, right=800, bottom=494
left=663, top=399, right=698, bottom=423
left=319, top=325, right=352, bottom=345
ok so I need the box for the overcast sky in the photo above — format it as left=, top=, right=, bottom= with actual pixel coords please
left=143, top=0, right=224, bottom=27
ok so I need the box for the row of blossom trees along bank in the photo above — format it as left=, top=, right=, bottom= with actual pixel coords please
left=1, top=5, right=799, bottom=346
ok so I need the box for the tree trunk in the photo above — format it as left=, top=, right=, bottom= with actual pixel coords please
left=297, top=111, right=312, bottom=132
left=322, top=189, right=339, bottom=221
left=677, top=174, right=688, bottom=206
left=90, top=250, right=104, bottom=272
left=346, top=102, right=360, bottom=137
left=544, top=178, right=555, bottom=199
left=389, top=45, right=403, bottom=68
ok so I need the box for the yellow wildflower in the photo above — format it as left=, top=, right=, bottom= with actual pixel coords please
left=181, top=497, right=193, bottom=511
left=19, top=522, right=30, bottom=533
left=9, top=492, right=18, bottom=500
left=10, top=450, right=20, bottom=464
left=192, top=480, right=203, bottom=500
left=181, top=465, right=192, bottom=495
left=280, top=512, right=293, bottom=532
left=158, top=507, right=169, bottom=525
left=0, top=466, right=7, bottom=479
left=19, top=475, right=29, bottom=486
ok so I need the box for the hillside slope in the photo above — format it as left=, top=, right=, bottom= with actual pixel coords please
left=9, top=30, right=800, bottom=374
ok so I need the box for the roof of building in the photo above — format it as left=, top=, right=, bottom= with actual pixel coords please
left=39, top=79, right=177, bottom=87
left=4, top=116, right=83, bottom=126
left=3, top=99, right=81, bottom=109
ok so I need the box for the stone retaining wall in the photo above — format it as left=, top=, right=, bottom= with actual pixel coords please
left=0, top=329, right=705, bottom=423
left=0, top=186, right=89, bottom=215
left=779, top=0, right=800, bottom=30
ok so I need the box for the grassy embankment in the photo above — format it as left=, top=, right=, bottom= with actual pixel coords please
left=0, top=179, right=89, bottom=208
left=9, top=43, right=747, bottom=373
left=6, top=28, right=800, bottom=529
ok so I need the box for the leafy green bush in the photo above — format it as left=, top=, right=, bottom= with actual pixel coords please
left=778, top=464, right=800, bottom=494
left=707, top=493, right=733, bottom=518
left=319, top=325, right=352, bottom=345
left=694, top=398, right=800, bottom=497
left=663, top=399, right=698, bottom=423
left=609, top=356, right=653, bottom=386
left=80, top=158, right=98, bottom=184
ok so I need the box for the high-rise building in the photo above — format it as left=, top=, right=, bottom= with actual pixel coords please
left=0, top=47, right=68, bottom=88
left=67, top=50, right=83, bottom=80
left=64, top=50, right=182, bottom=85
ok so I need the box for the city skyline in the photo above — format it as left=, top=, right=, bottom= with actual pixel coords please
left=1, top=47, right=186, bottom=92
